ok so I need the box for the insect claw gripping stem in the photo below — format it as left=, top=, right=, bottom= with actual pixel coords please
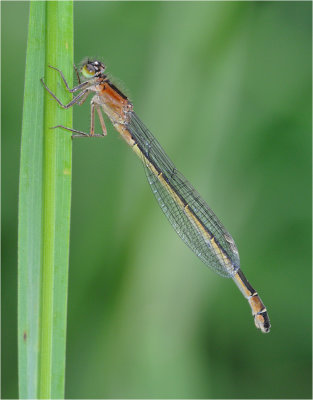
left=49, top=125, right=105, bottom=139
left=41, top=65, right=106, bottom=138
left=47, top=65, right=88, bottom=93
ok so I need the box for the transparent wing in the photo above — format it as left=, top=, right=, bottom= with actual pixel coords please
left=127, top=112, right=240, bottom=278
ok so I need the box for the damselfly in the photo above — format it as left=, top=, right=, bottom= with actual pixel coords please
left=41, top=59, right=271, bottom=333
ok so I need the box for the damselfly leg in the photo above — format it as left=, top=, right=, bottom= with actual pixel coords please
left=47, top=65, right=88, bottom=93
left=74, top=64, right=81, bottom=85
left=41, top=65, right=107, bottom=138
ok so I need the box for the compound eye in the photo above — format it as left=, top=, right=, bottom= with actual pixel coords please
left=81, top=63, right=95, bottom=78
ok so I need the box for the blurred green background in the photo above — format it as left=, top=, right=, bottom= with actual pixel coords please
left=2, top=1, right=312, bottom=398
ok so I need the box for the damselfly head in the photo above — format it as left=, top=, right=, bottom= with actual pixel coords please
left=81, top=60, right=106, bottom=79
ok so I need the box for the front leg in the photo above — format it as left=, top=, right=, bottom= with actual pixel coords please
left=48, top=65, right=88, bottom=93
left=41, top=77, right=89, bottom=109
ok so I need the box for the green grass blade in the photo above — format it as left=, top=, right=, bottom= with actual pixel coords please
left=18, top=2, right=46, bottom=398
left=18, top=1, right=73, bottom=398
left=40, top=2, right=73, bottom=398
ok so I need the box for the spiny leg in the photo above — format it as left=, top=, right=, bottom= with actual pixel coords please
left=50, top=126, right=105, bottom=138
left=95, top=104, right=107, bottom=136
left=42, top=77, right=92, bottom=135
left=77, top=90, right=90, bottom=106
left=41, top=77, right=89, bottom=109
left=52, top=100, right=106, bottom=138
left=74, top=64, right=81, bottom=84
left=48, top=65, right=88, bottom=93
left=90, top=100, right=96, bottom=136
left=88, top=101, right=106, bottom=138
left=41, top=69, right=106, bottom=139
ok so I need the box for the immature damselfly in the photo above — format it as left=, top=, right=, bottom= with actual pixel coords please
left=41, top=59, right=271, bottom=333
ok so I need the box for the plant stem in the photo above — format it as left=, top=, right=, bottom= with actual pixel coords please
left=18, top=1, right=73, bottom=398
